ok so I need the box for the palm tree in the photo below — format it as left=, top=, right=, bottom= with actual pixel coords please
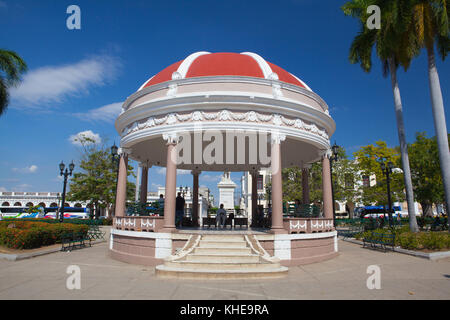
left=410, top=0, right=450, bottom=221
left=342, top=0, right=420, bottom=232
left=0, top=49, right=27, bottom=116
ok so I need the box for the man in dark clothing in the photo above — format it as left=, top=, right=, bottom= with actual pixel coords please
left=175, top=192, right=185, bottom=228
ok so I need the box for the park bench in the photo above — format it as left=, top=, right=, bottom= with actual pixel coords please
left=363, top=232, right=395, bottom=252
left=202, top=217, right=217, bottom=229
left=234, top=217, right=248, bottom=229
left=61, top=232, right=91, bottom=251
left=338, top=225, right=364, bottom=239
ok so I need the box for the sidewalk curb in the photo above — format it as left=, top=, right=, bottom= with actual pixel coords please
left=0, top=239, right=106, bottom=261
left=339, top=237, right=450, bottom=261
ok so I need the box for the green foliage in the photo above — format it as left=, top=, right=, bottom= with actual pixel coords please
left=67, top=137, right=135, bottom=217
left=0, top=49, right=28, bottom=116
left=359, top=225, right=450, bottom=250
left=408, top=132, right=448, bottom=216
left=342, top=0, right=421, bottom=75
left=0, top=221, right=88, bottom=249
left=353, top=141, right=405, bottom=205
left=280, top=147, right=358, bottom=210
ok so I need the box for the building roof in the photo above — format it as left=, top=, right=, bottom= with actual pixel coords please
left=139, top=52, right=312, bottom=91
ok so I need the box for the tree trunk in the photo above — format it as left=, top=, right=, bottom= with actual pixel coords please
left=388, top=58, right=419, bottom=232
left=426, top=47, right=450, bottom=231
left=420, top=202, right=433, bottom=218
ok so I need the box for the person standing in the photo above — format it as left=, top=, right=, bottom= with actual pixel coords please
left=175, top=192, right=185, bottom=228
left=216, top=204, right=227, bottom=229
left=158, top=194, right=165, bottom=216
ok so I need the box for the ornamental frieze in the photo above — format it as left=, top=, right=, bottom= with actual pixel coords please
left=121, top=110, right=329, bottom=140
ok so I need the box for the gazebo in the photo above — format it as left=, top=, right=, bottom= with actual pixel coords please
left=111, top=52, right=337, bottom=278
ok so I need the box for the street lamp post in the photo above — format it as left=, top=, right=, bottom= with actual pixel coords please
left=330, top=142, right=340, bottom=226
left=59, top=161, right=75, bottom=223
left=380, top=161, right=394, bottom=227
left=111, top=143, right=120, bottom=217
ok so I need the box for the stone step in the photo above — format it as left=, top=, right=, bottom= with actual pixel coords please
left=165, top=260, right=280, bottom=270
left=155, top=265, right=289, bottom=279
left=200, top=235, right=245, bottom=241
left=193, top=247, right=252, bottom=255
left=198, top=240, right=248, bottom=248
left=185, top=253, right=261, bottom=263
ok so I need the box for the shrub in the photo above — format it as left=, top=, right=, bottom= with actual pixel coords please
left=102, top=217, right=113, bottom=225
left=397, top=232, right=419, bottom=250
left=0, top=221, right=88, bottom=249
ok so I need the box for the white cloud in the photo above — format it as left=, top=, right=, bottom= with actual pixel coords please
left=69, top=130, right=101, bottom=146
left=73, top=101, right=123, bottom=123
left=10, top=55, right=120, bottom=109
left=0, top=186, right=7, bottom=192
left=12, top=165, right=38, bottom=173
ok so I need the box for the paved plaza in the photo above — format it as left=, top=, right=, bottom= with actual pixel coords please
left=0, top=230, right=449, bottom=300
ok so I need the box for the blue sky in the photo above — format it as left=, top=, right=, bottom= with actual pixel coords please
left=0, top=0, right=448, bottom=205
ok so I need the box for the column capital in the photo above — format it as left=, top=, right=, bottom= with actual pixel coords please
left=191, top=168, right=202, bottom=175
left=250, top=167, right=260, bottom=176
left=302, top=163, right=312, bottom=170
left=270, top=131, right=286, bottom=145
left=118, top=147, right=132, bottom=156
left=162, top=132, right=179, bottom=144
left=320, top=149, right=332, bottom=159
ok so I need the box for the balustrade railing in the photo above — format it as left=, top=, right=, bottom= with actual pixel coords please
left=283, top=218, right=334, bottom=234
left=113, top=216, right=164, bottom=232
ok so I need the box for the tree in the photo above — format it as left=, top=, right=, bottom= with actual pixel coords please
left=67, top=137, right=135, bottom=218
left=410, top=0, right=450, bottom=220
left=332, top=147, right=359, bottom=218
left=353, top=141, right=406, bottom=207
left=279, top=147, right=358, bottom=215
left=408, top=132, right=448, bottom=216
left=342, top=0, right=420, bottom=232
left=0, top=49, right=27, bottom=116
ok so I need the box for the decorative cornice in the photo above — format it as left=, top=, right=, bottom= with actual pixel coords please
left=120, top=110, right=329, bottom=140
left=123, top=76, right=330, bottom=114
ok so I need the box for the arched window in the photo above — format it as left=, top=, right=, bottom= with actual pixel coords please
left=64, top=203, right=70, bottom=207
left=1, top=202, right=9, bottom=206
left=14, top=202, right=22, bottom=206
left=38, top=202, right=46, bottom=207
left=26, top=202, right=34, bottom=207
left=74, top=203, right=82, bottom=208
left=50, top=203, right=58, bottom=207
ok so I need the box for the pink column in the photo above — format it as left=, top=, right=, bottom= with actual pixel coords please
left=140, top=165, right=148, bottom=205
left=251, top=171, right=258, bottom=227
left=270, top=134, right=286, bottom=234
left=302, top=167, right=310, bottom=205
left=192, top=170, right=200, bottom=227
left=322, top=154, right=333, bottom=219
left=115, top=150, right=129, bottom=217
left=162, top=141, right=177, bottom=232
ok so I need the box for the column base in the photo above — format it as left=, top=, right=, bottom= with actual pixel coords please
left=270, top=227, right=288, bottom=234
left=159, top=227, right=178, bottom=233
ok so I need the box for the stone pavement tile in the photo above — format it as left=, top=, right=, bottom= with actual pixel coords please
left=1, top=239, right=449, bottom=300
left=170, top=282, right=271, bottom=300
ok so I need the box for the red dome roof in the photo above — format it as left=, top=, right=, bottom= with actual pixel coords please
left=140, top=52, right=311, bottom=91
